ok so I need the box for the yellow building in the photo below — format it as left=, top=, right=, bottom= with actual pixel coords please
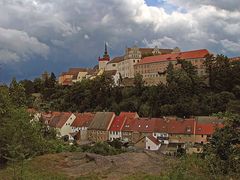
left=134, top=49, right=210, bottom=85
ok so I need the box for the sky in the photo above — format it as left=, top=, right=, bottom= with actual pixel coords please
left=0, top=0, right=240, bottom=83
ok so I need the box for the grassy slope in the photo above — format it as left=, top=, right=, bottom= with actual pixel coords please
left=0, top=152, right=237, bottom=180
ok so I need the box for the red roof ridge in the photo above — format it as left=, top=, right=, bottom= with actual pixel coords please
left=147, top=135, right=160, bottom=145
left=136, top=49, right=209, bottom=65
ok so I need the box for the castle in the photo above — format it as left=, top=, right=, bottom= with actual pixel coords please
left=58, top=43, right=210, bottom=86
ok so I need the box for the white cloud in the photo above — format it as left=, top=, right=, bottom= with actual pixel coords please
left=0, top=27, right=49, bottom=63
left=221, top=39, right=240, bottom=53
left=143, top=36, right=177, bottom=48
left=84, top=34, right=89, bottom=40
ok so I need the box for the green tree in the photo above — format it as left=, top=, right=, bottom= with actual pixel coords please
left=9, top=78, right=27, bottom=107
left=133, top=73, right=145, bottom=96
left=204, top=113, right=240, bottom=176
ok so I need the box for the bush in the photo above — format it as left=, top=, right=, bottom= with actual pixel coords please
left=81, top=142, right=124, bottom=156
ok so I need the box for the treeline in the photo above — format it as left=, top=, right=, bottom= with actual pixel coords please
left=14, top=54, right=240, bottom=117
left=0, top=84, right=75, bottom=168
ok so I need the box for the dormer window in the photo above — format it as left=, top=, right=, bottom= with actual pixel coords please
left=186, top=127, right=191, bottom=132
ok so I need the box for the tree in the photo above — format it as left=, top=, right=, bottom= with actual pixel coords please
left=9, top=78, right=27, bottom=107
left=166, top=62, right=174, bottom=83
left=204, top=54, right=215, bottom=89
left=133, top=73, right=145, bottom=96
left=19, top=80, right=35, bottom=95
left=204, top=113, right=240, bottom=176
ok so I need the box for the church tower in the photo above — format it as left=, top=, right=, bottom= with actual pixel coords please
left=98, top=43, right=110, bottom=70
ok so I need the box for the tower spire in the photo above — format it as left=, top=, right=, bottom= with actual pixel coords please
left=104, top=42, right=108, bottom=55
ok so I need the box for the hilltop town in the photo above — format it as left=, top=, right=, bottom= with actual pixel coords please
left=57, top=45, right=211, bottom=86
left=1, top=42, right=240, bottom=179
left=32, top=45, right=237, bottom=156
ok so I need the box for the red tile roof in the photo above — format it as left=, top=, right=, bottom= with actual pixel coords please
left=68, top=68, right=87, bottom=74
left=154, top=118, right=169, bottom=132
left=132, top=118, right=157, bottom=133
left=196, top=122, right=224, bottom=135
left=135, top=117, right=195, bottom=134
left=62, top=78, right=73, bottom=86
left=122, top=117, right=136, bottom=132
left=119, top=112, right=139, bottom=119
left=41, top=111, right=62, bottom=124
left=147, top=135, right=160, bottom=145
left=49, top=112, right=73, bottom=128
left=137, top=49, right=209, bottom=65
left=110, top=112, right=138, bottom=132
left=71, top=113, right=95, bottom=127
left=166, top=118, right=195, bottom=134
left=109, top=116, right=126, bottom=131
left=229, top=57, right=240, bottom=62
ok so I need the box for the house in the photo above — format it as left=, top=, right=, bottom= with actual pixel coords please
left=153, top=118, right=170, bottom=145
left=87, top=112, right=115, bottom=142
left=132, top=118, right=157, bottom=145
left=41, top=111, right=62, bottom=125
left=121, top=116, right=137, bottom=143
left=229, top=57, right=240, bottom=62
left=145, top=135, right=161, bottom=151
left=109, top=112, right=139, bottom=141
left=59, top=68, right=87, bottom=85
left=134, top=49, right=210, bottom=85
left=70, top=112, right=95, bottom=141
left=48, top=112, right=76, bottom=138
left=194, top=116, right=224, bottom=144
left=166, top=117, right=196, bottom=144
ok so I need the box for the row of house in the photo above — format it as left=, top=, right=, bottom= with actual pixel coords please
left=32, top=110, right=223, bottom=153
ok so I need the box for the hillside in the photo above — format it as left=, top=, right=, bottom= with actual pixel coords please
left=0, top=151, right=178, bottom=180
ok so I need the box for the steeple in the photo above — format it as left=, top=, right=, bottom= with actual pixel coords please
left=103, top=42, right=110, bottom=60
left=104, top=42, right=108, bottom=55
left=98, top=42, right=110, bottom=64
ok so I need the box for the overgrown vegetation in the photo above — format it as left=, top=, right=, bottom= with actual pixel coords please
left=0, top=84, right=74, bottom=178
left=81, top=141, right=125, bottom=156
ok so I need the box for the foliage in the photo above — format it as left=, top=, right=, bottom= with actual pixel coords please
left=204, top=113, right=240, bottom=177
left=81, top=142, right=124, bottom=156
